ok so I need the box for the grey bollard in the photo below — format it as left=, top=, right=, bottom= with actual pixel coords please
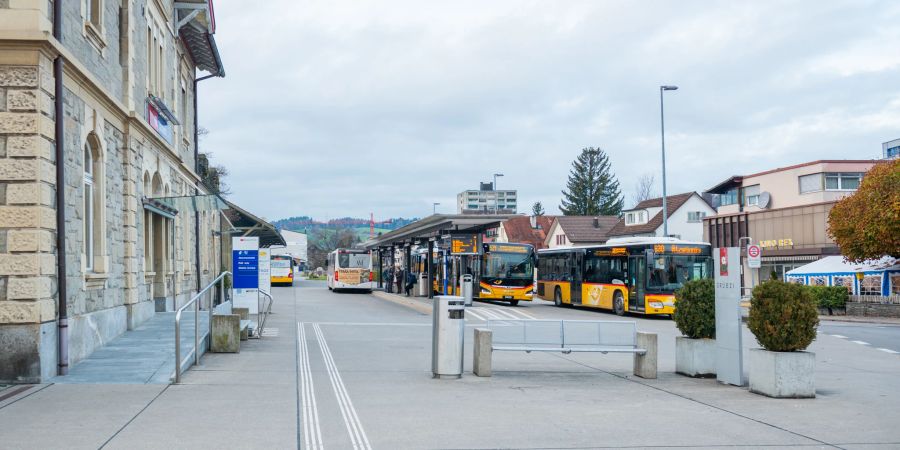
left=633, top=332, right=658, bottom=379
left=473, top=328, right=492, bottom=377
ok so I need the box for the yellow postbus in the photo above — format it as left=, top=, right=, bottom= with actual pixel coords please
left=413, top=243, right=536, bottom=305
left=537, top=237, right=712, bottom=316
left=270, top=254, right=294, bottom=286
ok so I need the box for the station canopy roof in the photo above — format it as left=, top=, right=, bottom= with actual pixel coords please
left=223, top=200, right=285, bottom=248
left=362, top=214, right=521, bottom=250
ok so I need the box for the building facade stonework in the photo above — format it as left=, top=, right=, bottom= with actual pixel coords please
left=0, top=0, right=224, bottom=382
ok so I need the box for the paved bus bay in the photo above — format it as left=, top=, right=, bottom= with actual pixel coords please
left=3, top=279, right=899, bottom=449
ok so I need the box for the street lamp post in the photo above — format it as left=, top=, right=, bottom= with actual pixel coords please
left=492, top=173, right=504, bottom=213
left=660, top=85, right=678, bottom=237
left=433, top=202, right=440, bottom=215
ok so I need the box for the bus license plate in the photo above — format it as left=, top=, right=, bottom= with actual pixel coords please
left=503, top=295, right=513, bottom=300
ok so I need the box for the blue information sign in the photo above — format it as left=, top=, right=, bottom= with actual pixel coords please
left=233, top=249, right=259, bottom=289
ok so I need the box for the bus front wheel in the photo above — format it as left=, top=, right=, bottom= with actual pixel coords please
left=554, top=288, right=562, bottom=307
left=509, top=300, right=519, bottom=306
left=613, top=292, right=625, bottom=316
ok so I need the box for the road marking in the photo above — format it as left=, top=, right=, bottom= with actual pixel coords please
left=313, top=323, right=372, bottom=450
left=465, top=309, right=487, bottom=321
left=877, top=348, right=900, bottom=354
left=851, top=340, right=870, bottom=346
left=830, top=334, right=848, bottom=339
left=297, top=323, right=323, bottom=450
left=262, top=327, right=279, bottom=337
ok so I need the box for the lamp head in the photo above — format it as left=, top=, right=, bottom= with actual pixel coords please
left=661, top=85, right=679, bottom=91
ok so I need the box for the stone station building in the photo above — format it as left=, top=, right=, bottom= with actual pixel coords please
left=0, top=0, right=227, bottom=383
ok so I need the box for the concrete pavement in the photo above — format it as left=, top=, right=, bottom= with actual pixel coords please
left=0, top=279, right=898, bottom=449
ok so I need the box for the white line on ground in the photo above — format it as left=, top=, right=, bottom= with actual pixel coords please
left=465, top=309, right=487, bottom=321
left=877, top=348, right=900, bottom=354
left=830, top=334, right=848, bottom=339
left=482, top=306, right=521, bottom=320
left=851, top=340, right=871, bottom=346
left=297, top=323, right=323, bottom=450
left=313, top=323, right=372, bottom=450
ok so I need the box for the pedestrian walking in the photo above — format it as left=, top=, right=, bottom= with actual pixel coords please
left=405, top=270, right=416, bottom=296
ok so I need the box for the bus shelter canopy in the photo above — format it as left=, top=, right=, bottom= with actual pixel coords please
left=362, top=214, right=520, bottom=250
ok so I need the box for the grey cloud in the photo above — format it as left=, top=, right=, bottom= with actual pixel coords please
left=200, top=0, right=900, bottom=219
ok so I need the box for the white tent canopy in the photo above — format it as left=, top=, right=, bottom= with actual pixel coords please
left=786, top=256, right=900, bottom=296
left=786, top=256, right=899, bottom=275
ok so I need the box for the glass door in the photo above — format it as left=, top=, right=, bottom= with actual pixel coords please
left=627, top=256, right=645, bottom=312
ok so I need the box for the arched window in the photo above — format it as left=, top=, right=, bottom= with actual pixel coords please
left=83, top=144, right=95, bottom=270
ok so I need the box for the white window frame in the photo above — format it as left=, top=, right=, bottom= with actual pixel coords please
left=824, top=172, right=862, bottom=191
left=744, top=184, right=760, bottom=206
left=687, top=211, right=706, bottom=223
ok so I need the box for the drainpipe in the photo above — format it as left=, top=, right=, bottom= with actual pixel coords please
left=53, top=0, right=69, bottom=375
left=193, top=73, right=216, bottom=292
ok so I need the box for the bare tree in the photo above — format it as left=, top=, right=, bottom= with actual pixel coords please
left=631, top=173, right=656, bottom=207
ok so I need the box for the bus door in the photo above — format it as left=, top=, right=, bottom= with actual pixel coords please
left=627, top=256, right=646, bottom=312
left=571, top=252, right=584, bottom=305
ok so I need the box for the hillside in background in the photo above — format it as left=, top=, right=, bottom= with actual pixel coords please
left=272, top=216, right=418, bottom=241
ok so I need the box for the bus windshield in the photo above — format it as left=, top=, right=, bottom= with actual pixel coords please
left=339, top=252, right=370, bottom=269
left=484, top=252, right=534, bottom=279
left=646, top=255, right=712, bottom=291
left=271, top=257, right=291, bottom=269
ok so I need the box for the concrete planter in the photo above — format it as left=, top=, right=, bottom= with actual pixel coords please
left=675, top=336, right=716, bottom=378
left=749, top=348, right=815, bottom=398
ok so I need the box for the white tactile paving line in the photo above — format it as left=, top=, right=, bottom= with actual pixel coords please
left=877, top=348, right=900, bottom=354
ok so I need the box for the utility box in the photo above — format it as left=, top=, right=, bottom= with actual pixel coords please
left=461, top=274, right=474, bottom=306
left=432, top=295, right=465, bottom=378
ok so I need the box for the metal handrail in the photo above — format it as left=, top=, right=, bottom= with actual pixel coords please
left=256, top=290, right=274, bottom=338
left=174, top=271, right=231, bottom=383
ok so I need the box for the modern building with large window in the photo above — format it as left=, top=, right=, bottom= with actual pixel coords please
left=0, top=0, right=234, bottom=383
left=456, top=182, right=517, bottom=214
left=883, top=138, right=900, bottom=159
left=703, top=159, right=878, bottom=285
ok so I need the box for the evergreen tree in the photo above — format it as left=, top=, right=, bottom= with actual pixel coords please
left=559, top=147, right=624, bottom=216
left=531, top=201, right=545, bottom=216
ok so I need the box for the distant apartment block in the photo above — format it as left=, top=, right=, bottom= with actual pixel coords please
left=457, top=182, right=517, bottom=214
left=883, top=138, right=900, bottom=159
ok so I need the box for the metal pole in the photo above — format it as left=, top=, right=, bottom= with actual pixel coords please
left=660, top=87, right=668, bottom=238
left=194, top=297, right=199, bottom=366
left=174, top=314, right=181, bottom=383
left=427, top=240, right=434, bottom=299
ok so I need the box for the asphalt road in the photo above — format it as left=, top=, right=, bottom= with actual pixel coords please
left=819, top=322, right=900, bottom=354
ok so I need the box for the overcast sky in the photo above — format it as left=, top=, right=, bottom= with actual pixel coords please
left=198, top=0, right=900, bottom=221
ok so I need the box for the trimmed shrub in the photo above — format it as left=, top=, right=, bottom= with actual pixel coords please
left=749, top=280, right=819, bottom=352
left=673, top=279, right=715, bottom=339
left=805, top=285, right=848, bottom=313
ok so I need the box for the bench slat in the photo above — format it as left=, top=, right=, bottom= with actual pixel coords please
left=492, top=346, right=646, bottom=355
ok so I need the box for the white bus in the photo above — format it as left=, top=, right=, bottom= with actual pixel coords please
left=327, top=249, right=374, bottom=292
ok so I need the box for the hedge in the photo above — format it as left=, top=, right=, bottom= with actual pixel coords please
left=673, top=279, right=715, bottom=339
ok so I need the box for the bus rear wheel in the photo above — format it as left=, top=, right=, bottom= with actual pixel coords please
left=554, top=288, right=562, bottom=307
left=613, top=292, right=625, bottom=316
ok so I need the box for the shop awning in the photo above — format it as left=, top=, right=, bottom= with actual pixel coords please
left=176, top=1, right=224, bottom=76
left=142, top=197, right=179, bottom=219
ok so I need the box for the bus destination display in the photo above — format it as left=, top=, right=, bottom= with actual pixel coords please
left=450, top=235, right=478, bottom=255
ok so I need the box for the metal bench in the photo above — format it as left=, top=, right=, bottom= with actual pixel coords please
left=473, top=319, right=657, bottom=379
